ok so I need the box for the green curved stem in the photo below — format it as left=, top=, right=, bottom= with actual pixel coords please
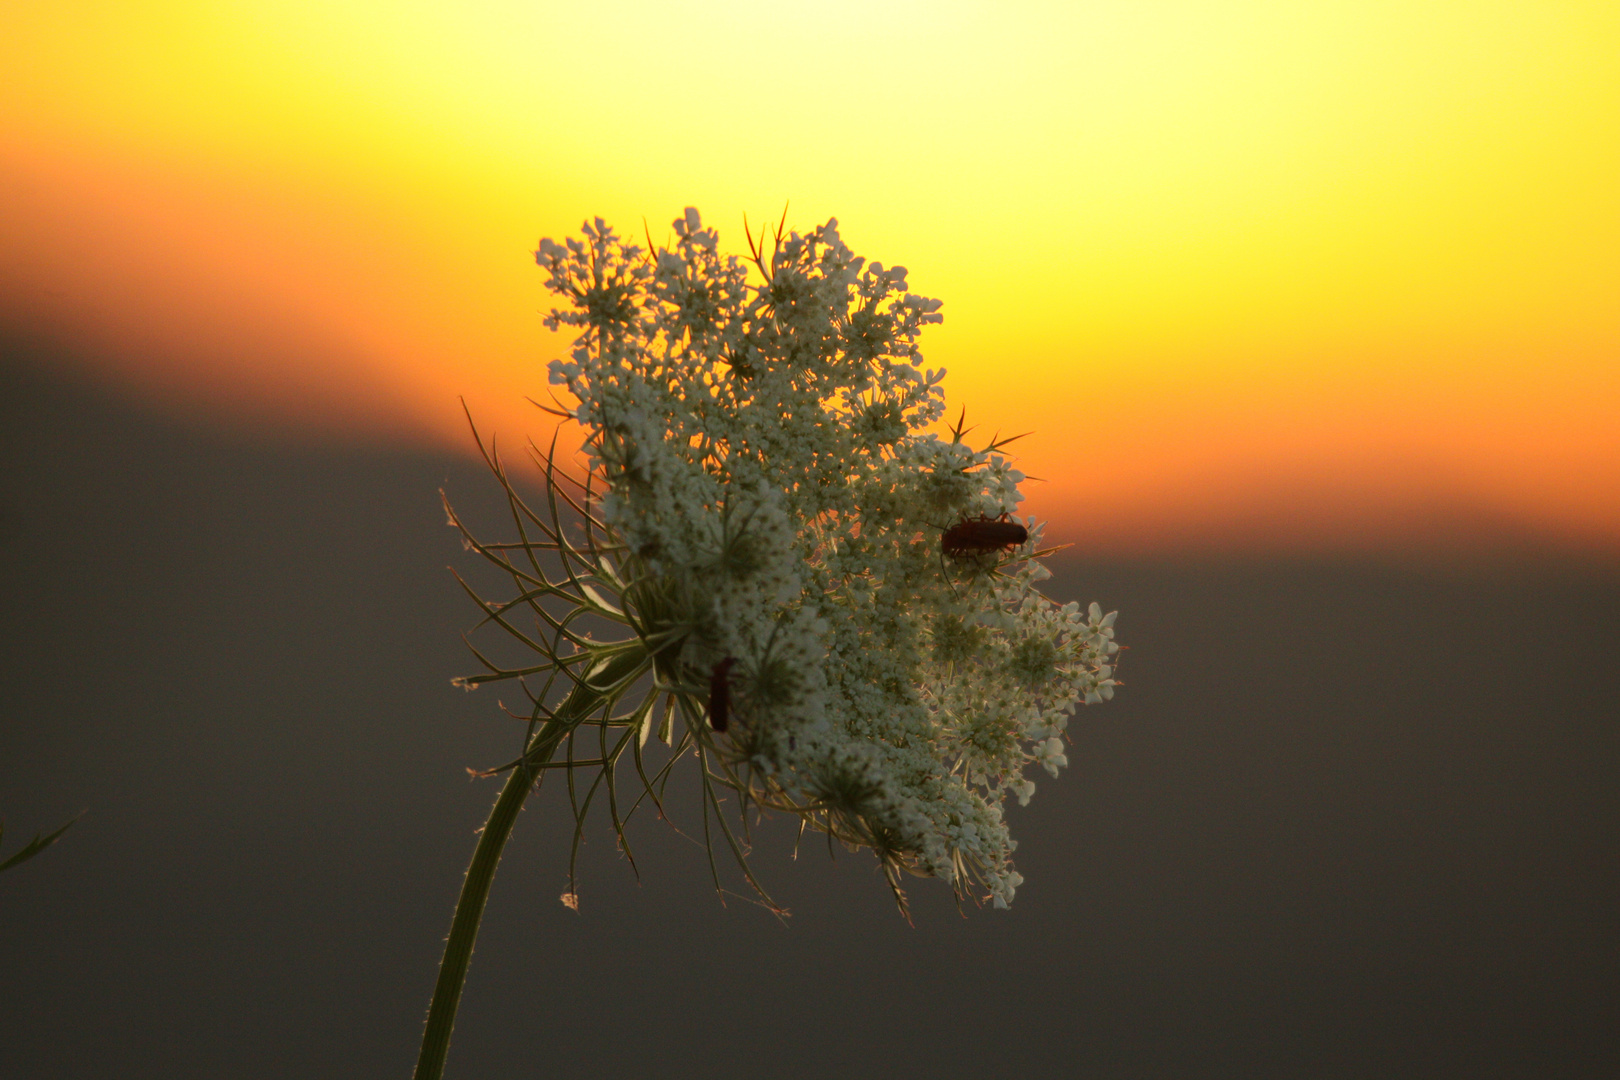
left=413, top=647, right=647, bottom=1080
left=413, top=745, right=551, bottom=1080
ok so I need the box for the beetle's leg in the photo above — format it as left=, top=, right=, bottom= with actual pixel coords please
left=938, top=547, right=962, bottom=601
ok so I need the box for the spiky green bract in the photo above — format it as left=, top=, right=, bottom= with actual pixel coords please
left=418, top=423, right=754, bottom=1080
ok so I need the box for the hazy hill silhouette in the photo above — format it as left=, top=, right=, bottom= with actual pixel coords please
left=2, top=342, right=1616, bottom=1079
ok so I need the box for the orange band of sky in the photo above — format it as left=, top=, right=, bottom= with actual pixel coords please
left=4, top=0, right=1617, bottom=558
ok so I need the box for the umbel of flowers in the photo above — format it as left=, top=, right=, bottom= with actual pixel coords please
left=415, top=207, right=1120, bottom=1080
left=534, top=207, right=1119, bottom=909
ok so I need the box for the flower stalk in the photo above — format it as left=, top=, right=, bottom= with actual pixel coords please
left=414, top=645, right=647, bottom=1080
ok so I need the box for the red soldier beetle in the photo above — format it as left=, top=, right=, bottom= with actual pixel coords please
left=941, top=513, right=1028, bottom=561
left=935, top=513, right=1029, bottom=597
left=708, top=657, right=738, bottom=733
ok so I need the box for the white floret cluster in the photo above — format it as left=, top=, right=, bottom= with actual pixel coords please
left=536, top=209, right=1120, bottom=909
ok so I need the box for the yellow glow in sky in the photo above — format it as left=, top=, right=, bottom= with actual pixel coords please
left=3, top=1, right=1617, bottom=555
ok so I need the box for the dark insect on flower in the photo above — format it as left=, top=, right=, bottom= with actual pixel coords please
left=708, top=657, right=738, bottom=732
left=941, top=513, right=1028, bottom=561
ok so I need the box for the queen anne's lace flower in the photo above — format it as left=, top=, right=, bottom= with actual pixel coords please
left=470, top=209, right=1120, bottom=913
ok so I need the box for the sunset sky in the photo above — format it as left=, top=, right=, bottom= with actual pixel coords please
left=6, top=8, right=1620, bottom=1075
left=4, top=0, right=1617, bottom=556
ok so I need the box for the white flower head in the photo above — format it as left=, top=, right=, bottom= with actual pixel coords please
left=463, top=209, right=1121, bottom=916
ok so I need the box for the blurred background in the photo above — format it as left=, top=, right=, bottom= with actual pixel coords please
left=2, top=2, right=1616, bottom=1077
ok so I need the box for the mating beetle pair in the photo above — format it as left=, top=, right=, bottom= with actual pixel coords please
left=940, top=512, right=1028, bottom=561
left=936, top=512, right=1029, bottom=600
